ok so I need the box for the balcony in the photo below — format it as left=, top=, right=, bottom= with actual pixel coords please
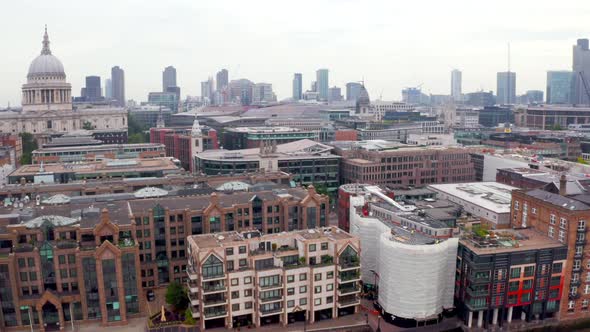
left=259, top=306, right=282, bottom=316
left=338, top=259, right=360, bottom=272
left=203, top=307, right=228, bottom=319
left=189, top=293, right=199, bottom=306
left=338, top=284, right=360, bottom=296
left=466, top=287, right=489, bottom=297
left=202, top=282, right=226, bottom=294
left=569, top=293, right=581, bottom=300
left=571, top=279, right=581, bottom=287
left=259, top=282, right=283, bottom=290
left=14, top=243, right=34, bottom=253
left=118, top=238, right=135, bottom=248
left=578, top=227, right=586, bottom=234
left=187, top=280, right=199, bottom=294
left=576, top=239, right=586, bottom=246
left=202, top=273, right=226, bottom=281
left=575, top=252, right=584, bottom=259
left=56, top=239, right=78, bottom=249
left=467, top=273, right=490, bottom=284
left=190, top=305, right=200, bottom=319
left=573, top=265, right=584, bottom=273
left=203, top=296, right=227, bottom=307
left=187, top=266, right=198, bottom=281
left=337, top=296, right=360, bottom=308
left=338, top=271, right=361, bottom=283
left=260, top=295, right=283, bottom=303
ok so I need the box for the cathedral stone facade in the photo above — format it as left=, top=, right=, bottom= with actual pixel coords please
left=0, top=27, right=127, bottom=143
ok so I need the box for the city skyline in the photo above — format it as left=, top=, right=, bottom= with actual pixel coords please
left=1, top=0, right=590, bottom=106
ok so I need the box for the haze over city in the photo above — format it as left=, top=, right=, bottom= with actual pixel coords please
left=2, top=0, right=590, bottom=106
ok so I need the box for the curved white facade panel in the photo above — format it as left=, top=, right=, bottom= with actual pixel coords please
left=349, top=196, right=389, bottom=284
left=377, top=233, right=458, bottom=319
left=349, top=194, right=458, bottom=320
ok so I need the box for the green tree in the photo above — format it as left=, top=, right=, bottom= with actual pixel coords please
left=19, top=132, right=37, bottom=165
left=127, top=113, right=149, bottom=143
left=183, top=307, right=196, bottom=325
left=82, top=121, right=95, bottom=130
left=165, top=281, right=189, bottom=311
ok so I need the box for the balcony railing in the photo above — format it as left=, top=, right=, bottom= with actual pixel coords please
left=14, top=243, right=34, bottom=253
left=202, top=283, right=226, bottom=294
left=190, top=305, right=200, bottom=318
left=576, top=239, right=586, bottom=246
left=203, top=296, right=227, bottom=307
left=204, top=308, right=227, bottom=319
left=56, top=240, right=78, bottom=249
left=339, top=271, right=361, bottom=282
left=337, top=296, right=360, bottom=307
left=202, top=273, right=225, bottom=281
left=260, top=295, right=283, bottom=303
left=259, top=283, right=282, bottom=290
left=338, top=285, right=360, bottom=295
left=466, top=287, right=489, bottom=297
left=260, top=307, right=282, bottom=316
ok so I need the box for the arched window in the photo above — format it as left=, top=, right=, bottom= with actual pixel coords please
left=339, top=245, right=359, bottom=268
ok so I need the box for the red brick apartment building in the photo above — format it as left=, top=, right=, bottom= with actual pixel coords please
left=511, top=176, right=590, bottom=321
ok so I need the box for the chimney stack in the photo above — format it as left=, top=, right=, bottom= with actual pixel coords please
left=559, top=174, right=567, bottom=196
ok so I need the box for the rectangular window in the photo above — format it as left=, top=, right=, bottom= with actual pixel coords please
left=232, top=303, right=239, bottom=311
left=226, top=248, right=234, bottom=256
left=321, top=242, right=328, bottom=250
left=244, top=276, right=252, bottom=284
left=314, top=273, right=322, bottom=281
left=300, top=273, right=307, bottom=281
left=315, top=286, right=322, bottom=294
left=553, top=262, right=563, bottom=273
left=309, top=244, right=316, bottom=252
left=239, top=246, right=247, bottom=254
left=245, top=301, right=252, bottom=309
left=560, top=218, right=567, bottom=229
left=548, top=226, right=554, bottom=238
left=510, top=267, right=521, bottom=279
left=300, top=298, right=307, bottom=305
left=558, top=230, right=565, bottom=243
left=579, top=220, right=586, bottom=231
left=287, top=288, right=295, bottom=296
left=299, top=286, right=307, bottom=293
left=327, top=271, right=334, bottom=279
left=287, top=275, right=295, bottom=283
left=524, top=266, right=535, bottom=277
left=326, top=283, right=333, bottom=291
left=231, top=278, right=239, bottom=286
left=550, top=214, right=556, bottom=225
left=314, top=298, right=321, bottom=305
left=287, top=300, right=295, bottom=308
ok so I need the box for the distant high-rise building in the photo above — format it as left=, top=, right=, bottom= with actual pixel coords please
left=547, top=70, right=573, bottom=104
left=111, top=66, right=125, bottom=107
left=572, top=38, right=590, bottom=105
left=451, top=69, right=462, bottom=101
left=310, top=81, right=317, bottom=92
left=328, top=86, right=342, bottom=103
left=201, top=80, right=212, bottom=101
left=216, top=69, right=228, bottom=92
left=162, top=66, right=177, bottom=92
left=292, top=73, right=302, bottom=100
left=105, top=78, right=112, bottom=100
left=252, top=83, right=275, bottom=103
left=166, top=86, right=181, bottom=111
left=465, top=91, right=496, bottom=107
left=316, top=69, right=329, bottom=101
left=402, top=87, right=428, bottom=104
left=83, top=75, right=102, bottom=101
left=521, top=90, right=544, bottom=104
left=496, top=71, right=516, bottom=104
left=346, top=82, right=362, bottom=101
left=229, top=79, right=254, bottom=105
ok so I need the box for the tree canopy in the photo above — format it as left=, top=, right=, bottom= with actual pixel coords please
left=165, top=281, right=189, bottom=311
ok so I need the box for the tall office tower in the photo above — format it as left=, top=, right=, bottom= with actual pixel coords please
left=201, top=80, right=211, bottom=100
left=162, top=66, right=177, bottom=92
left=316, top=69, right=329, bottom=101
left=310, top=81, right=317, bottom=92
left=328, top=86, right=342, bottom=102
left=451, top=69, right=462, bottom=101
left=572, top=38, right=590, bottom=105
left=547, top=70, right=573, bottom=104
left=216, top=69, right=228, bottom=91
left=292, top=73, right=302, bottom=100
left=496, top=71, right=516, bottom=104
left=105, top=78, right=112, bottom=100
left=83, top=75, right=102, bottom=101
left=229, top=79, right=254, bottom=105
left=252, top=83, right=275, bottom=103
left=111, top=66, right=125, bottom=107
left=346, top=82, right=362, bottom=101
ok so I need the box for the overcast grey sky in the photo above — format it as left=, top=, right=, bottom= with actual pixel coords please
left=2, top=0, right=590, bottom=106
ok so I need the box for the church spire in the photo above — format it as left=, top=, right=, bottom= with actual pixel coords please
left=41, top=25, right=51, bottom=55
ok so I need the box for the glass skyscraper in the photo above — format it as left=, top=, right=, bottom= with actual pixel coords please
left=547, top=71, right=572, bottom=104
left=316, top=69, right=329, bottom=101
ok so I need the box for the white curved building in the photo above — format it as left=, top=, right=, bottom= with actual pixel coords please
left=349, top=192, right=458, bottom=322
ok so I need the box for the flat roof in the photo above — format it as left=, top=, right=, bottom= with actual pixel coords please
left=10, top=158, right=180, bottom=177
left=196, top=139, right=338, bottom=161
left=429, top=182, right=518, bottom=214
left=190, top=226, right=354, bottom=249
left=460, top=228, right=565, bottom=254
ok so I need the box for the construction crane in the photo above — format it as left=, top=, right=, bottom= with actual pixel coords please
left=579, top=71, right=590, bottom=105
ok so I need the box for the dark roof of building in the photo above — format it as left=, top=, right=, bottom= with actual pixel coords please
left=526, top=188, right=590, bottom=211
